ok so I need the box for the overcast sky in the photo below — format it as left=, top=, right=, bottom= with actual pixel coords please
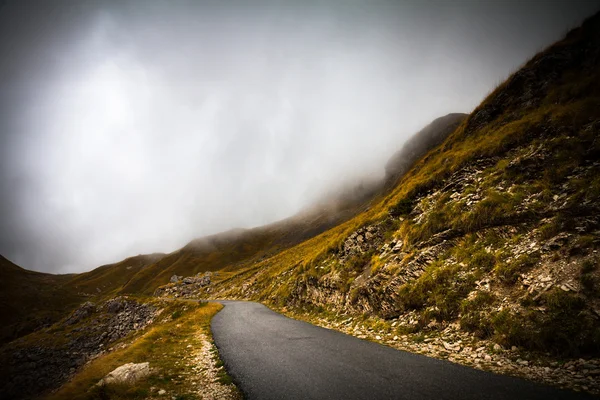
left=1, top=0, right=598, bottom=273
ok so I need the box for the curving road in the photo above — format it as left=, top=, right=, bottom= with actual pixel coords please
left=211, top=301, right=593, bottom=400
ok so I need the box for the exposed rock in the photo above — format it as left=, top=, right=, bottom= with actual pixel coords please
left=543, top=232, right=571, bottom=251
left=64, top=302, right=96, bottom=325
left=392, top=241, right=403, bottom=252
left=105, top=297, right=127, bottom=314
left=0, top=297, right=159, bottom=399
left=97, top=362, right=151, bottom=386
left=155, top=272, right=213, bottom=298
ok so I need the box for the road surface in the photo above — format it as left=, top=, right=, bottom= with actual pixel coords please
left=211, top=301, right=593, bottom=400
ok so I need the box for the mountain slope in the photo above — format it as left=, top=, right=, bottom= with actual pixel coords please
left=3, top=10, right=600, bottom=399
left=66, top=253, right=166, bottom=296
left=202, top=11, right=600, bottom=359
left=0, top=256, right=84, bottom=345
left=385, top=113, right=467, bottom=186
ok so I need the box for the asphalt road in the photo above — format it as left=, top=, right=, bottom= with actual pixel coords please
left=211, top=301, right=594, bottom=400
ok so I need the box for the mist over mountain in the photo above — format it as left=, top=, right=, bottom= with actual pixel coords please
left=1, top=0, right=599, bottom=273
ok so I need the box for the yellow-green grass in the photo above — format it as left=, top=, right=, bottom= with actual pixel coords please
left=66, top=254, right=166, bottom=297
left=48, top=301, right=238, bottom=400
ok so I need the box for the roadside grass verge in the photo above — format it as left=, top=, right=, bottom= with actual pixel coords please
left=48, top=301, right=238, bottom=400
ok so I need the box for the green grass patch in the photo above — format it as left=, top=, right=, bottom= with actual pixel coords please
left=491, top=290, right=600, bottom=356
left=397, top=261, right=477, bottom=322
left=495, top=253, right=540, bottom=284
left=460, top=291, right=497, bottom=338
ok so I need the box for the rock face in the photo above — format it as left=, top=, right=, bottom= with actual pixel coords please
left=97, top=362, right=151, bottom=386
left=64, top=301, right=97, bottom=325
left=155, top=272, right=212, bottom=298
left=0, top=297, right=159, bottom=399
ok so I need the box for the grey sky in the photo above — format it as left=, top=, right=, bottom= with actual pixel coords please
left=1, top=0, right=598, bottom=273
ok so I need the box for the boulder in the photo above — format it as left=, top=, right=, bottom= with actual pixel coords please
left=392, top=241, right=404, bottom=252
left=198, top=274, right=211, bottom=286
left=64, top=302, right=96, bottom=325
left=170, top=275, right=181, bottom=283
left=97, top=362, right=151, bottom=386
left=105, top=297, right=126, bottom=314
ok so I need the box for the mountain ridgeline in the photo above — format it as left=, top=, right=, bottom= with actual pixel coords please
left=384, top=113, right=467, bottom=187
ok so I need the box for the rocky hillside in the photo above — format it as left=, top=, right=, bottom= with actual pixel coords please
left=0, top=296, right=238, bottom=400
left=179, top=12, right=600, bottom=363
left=0, top=253, right=169, bottom=346
left=0, top=296, right=160, bottom=399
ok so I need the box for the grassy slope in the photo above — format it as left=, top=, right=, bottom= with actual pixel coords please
left=0, top=253, right=164, bottom=345
left=66, top=253, right=166, bottom=296
left=48, top=301, right=239, bottom=400
left=0, top=256, right=84, bottom=345
left=384, top=112, right=467, bottom=186
left=209, top=12, right=600, bottom=354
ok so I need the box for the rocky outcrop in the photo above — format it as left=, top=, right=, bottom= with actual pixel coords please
left=64, top=301, right=96, bottom=325
left=339, top=223, right=385, bottom=261
left=155, top=272, right=213, bottom=299
left=0, top=297, right=159, bottom=399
